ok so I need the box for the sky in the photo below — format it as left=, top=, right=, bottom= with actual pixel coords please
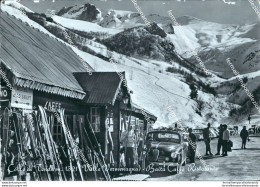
left=20, top=0, right=260, bottom=24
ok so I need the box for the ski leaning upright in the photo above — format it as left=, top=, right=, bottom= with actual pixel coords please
left=85, top=116, right=111, bottom=181
left=57, top=109, right=75, bottom=181
left=32, top=112, right=52, bottom=181
left=38, top=106, right=63, bottom=181
left=59, top=109, right=84, bottom=181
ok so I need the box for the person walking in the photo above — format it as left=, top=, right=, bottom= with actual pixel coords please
left=188, top=128, right=197, bottom=163
left=203, top=123, right=213, bottom=156
left=215, top=124, right=224, bottom=155
left=222, top=124, right=230, bottom=156
left=120, top=126, right=136, bottom=169
left=240, top=126, right=249, bottom=149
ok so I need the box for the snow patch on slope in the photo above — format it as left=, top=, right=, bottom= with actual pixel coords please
left=73, top=43, right=234, bottom=128
left=52, top=15, right=121, bottom=35
left=0, top=3, right=65, bottom=43
left=4, top=0, right=33, bottom=13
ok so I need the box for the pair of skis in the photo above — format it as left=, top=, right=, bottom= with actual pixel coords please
left=24, top=113, right=51, bottom=181
left=32, top=111, right=52, bottom=180
left=13, top=112, right=27, bottom=180
left=5, top=110, right=27, bottom=181
left=58, top=109, right=84, bottom=181
left=38, top=106, right=65, bottom=181
left=2, top=108, right=32, bottom=180
left=84, top=116, right=111, bottom=181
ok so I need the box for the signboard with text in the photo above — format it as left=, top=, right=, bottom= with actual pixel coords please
left=0, top=86, right=11, bottom=102
left=0, top=85, right=11, bottom=109
left=11, top=86, right=33, bottom=110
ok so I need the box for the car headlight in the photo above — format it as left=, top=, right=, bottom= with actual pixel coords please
left=171, top=152, right=178, bottom=158
left=165, top=157, right=170, bottom=162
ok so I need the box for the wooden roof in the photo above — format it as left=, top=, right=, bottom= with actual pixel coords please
left=74, top=72, right=123, bottom=105
left=0, top=11, right=94, bottom=99
left=74, top=72, right=157, bottom=121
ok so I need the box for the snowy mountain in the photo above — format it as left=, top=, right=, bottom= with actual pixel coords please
left=169, top=16, right=260, bottom=78
left=57, top=3, right=102, bottom=22
left=2, top=1, right=260, bottom=128
left=99, top=9, right=141, bottom=29
left=100, top=23, right=177, bottom=62
left=56, top=4, right=260, bottom=76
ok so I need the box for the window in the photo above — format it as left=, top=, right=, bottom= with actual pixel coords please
left=147, top=132, right=180, bottom=143
left=106, top=110, right=114, bottom=132
left=90, top=107, right=100, bottom=132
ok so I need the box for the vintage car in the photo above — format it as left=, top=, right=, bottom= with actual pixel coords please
left=192, top=129, right=204, bottom=140
left=142, top=130, right=189, bottom=173
left=228, top=127, right=236, bottom=136
left=248, top=128, right=255, bottom=135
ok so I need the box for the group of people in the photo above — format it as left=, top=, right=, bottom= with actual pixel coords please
left=120, top=126, right=143, bottom=169
left=120, top=123, right=251, bottom=169
left=188, top=123, right=250, bottom=163
left=215, top=124, right=231, bottom=156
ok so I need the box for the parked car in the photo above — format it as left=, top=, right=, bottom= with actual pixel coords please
left=248, top=128, right=255, bottom=135
left=142, top=130, right=188, bottom=173
left=233, top=126, right=239, bottom=135
left=192, top=129, right=204, bottom=141
left=228, top=128, right=235, bottom=136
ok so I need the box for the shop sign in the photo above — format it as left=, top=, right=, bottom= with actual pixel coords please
left=0, top=86, right=10, bottom=102
left=44, top=101, right=63, bottom=111
left=11, top=86, right=33, bottom=110
left=33, top=93, right=83, bottom=114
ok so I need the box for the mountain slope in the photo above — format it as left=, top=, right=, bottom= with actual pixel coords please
left=100, top=23, right=178, bottom=62
left=3, top=1, right=259, bottom=127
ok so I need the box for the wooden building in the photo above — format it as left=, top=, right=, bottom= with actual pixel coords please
left=74, top=72, right=157, bottom=168
left=0, top=10, right=157, bottom=179
left=0, top=9, right=92, bottom=149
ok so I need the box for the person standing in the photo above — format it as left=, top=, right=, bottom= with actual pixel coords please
left=240, top=126, right=249, bottom=149
left=216, top=124, right=224, bottom=155
left=174, top=123, right=180, bottom=131
left=188, top=128, right=197, bottom=163
left=203, top=123, right=213, bottom=156
left=222, top=124, right=230, bottom=156
left=120, top=126, right=136, bottom=169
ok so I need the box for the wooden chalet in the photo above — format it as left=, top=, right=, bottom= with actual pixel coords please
left=74, top=72, right=157, bottom=167
left=0, top=10, right=157, bottom=176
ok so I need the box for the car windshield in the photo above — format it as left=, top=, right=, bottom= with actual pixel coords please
left=146, top=132, right=181, bottom=143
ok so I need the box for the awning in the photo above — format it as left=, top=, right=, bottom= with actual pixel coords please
left=74, top=72, right=123, bottom=105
